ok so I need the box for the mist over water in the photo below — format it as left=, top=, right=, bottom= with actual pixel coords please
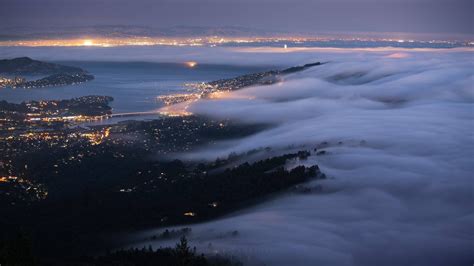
left=128, top=47, right=473, bottom=265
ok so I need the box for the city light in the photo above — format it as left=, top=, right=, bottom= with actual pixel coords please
left=0, top=36, right=468, bottom=48
left=185, top=61, right=198, bottom=68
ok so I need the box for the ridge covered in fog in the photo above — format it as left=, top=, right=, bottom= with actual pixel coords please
left=124, top=46, right=473, bottom=266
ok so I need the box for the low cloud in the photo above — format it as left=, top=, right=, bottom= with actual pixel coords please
left=131, top=48, right=474, bottom=265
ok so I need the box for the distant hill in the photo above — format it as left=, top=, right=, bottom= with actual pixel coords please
left=0, top=57, right=87, bottom=75
left=204, top=62, right=323, bottom=92
left=0, top=25, right=287, bottom=40
left=0, top=57, right=94, bottom=88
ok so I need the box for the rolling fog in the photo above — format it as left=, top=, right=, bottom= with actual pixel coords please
left=2, top=45, right=472, bottom=265
left=134, top=47, right=473, bottom=265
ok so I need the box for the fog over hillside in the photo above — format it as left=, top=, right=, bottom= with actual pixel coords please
left=129, top=47, right=473, bottom=266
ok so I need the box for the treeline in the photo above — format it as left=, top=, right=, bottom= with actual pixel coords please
left=1, top=149, right=324, bottom=258
left=0, top=234, right=240, bottom=266
left=120, top=150, right=322, bottom=226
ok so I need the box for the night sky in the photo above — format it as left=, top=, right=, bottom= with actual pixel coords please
left=0, top=0, right=472, bottom=35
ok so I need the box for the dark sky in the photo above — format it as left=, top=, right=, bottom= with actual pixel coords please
left=0, top=0, right=472, bottom=35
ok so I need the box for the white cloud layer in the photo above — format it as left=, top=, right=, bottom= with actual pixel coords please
left=128, top=47, right=473, bottom=265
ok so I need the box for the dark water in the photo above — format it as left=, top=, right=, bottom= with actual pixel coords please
left=0, top=61, right=270, bottom=113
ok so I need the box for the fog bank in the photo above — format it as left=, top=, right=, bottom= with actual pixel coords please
left=131, top=47, right=473, bottom=265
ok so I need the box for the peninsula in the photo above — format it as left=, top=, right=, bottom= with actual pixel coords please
left=0, top=57, right=94, bottom=88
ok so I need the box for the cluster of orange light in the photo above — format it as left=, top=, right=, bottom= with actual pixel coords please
left=26, top=114, right=110, bottom=122
left=19, top=132, right=59, bottom=141
left=159, top=110, right=193, bottom=117
left=185, top=61, right=198, bottom=68
left=0, top=36, right=466, bottom=48
left=0, top=37, right=208, bottom=47
left=0, top=176, right=16, bottom=183
left=0, top=36, right=334, bottom=48
left=80, top=127, right=111, bottom=145
left=157, top=93, right=201, bottom=105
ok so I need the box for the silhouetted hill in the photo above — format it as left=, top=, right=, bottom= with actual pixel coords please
left=0, top=57, right=87, bottom=75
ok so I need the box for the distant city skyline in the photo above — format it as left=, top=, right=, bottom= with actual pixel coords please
left=1, top=0, right=472, bottom=38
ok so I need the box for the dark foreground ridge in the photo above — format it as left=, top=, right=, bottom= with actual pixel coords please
left=1, top=233, right=242, bottom=266
left=0, top=95, right=325, bottom=264
left=0, top=57, right=94, bottom=88
left=1, top=147, right=324, bottom=265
